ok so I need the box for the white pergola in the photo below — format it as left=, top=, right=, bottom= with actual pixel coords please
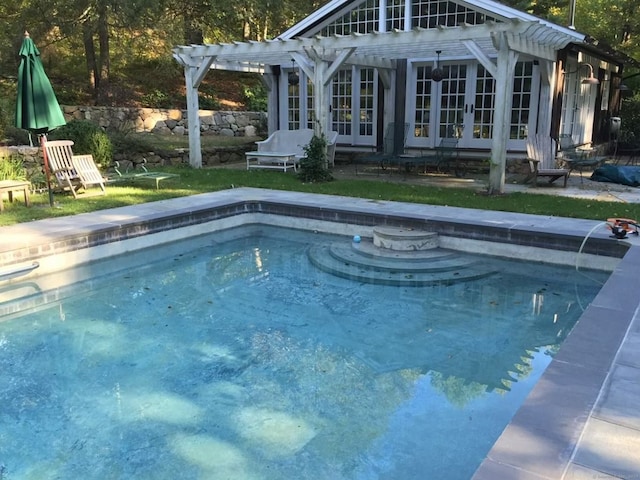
left=173, top=19, right=584, bottom=193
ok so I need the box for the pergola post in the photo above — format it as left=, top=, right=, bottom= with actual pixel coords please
left=174, top=53, right=215, bottom=168
left=488, top=33, right=518, bottom=194
left=184, top=66, right=202, bottom=168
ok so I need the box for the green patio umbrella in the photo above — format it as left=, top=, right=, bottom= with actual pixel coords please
left=15, top=31, right=66, bottom=206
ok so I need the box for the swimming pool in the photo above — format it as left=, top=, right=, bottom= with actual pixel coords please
left=0, top=224, right=609, bottom=479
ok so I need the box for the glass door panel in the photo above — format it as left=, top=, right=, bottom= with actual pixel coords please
left=332, top=69, right=353, bottom=140
left=439, top=64, right=467, bottom=140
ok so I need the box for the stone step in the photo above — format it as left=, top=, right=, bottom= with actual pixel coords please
left=350, top=241, right=455, bottom=261
left=308, top=244, right=497, bottom=287
left=327, top=243, right=477, bottom=273
left=372, top=226, right=439, bottom=251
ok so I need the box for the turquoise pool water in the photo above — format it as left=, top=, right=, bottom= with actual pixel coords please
left=0, top=225, right=609, bottom=479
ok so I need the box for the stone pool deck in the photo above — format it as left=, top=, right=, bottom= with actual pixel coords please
left=1, top=187, right=639, bottom=479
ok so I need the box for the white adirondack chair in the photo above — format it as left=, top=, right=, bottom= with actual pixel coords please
left=525, top=134, right=569, bottom=187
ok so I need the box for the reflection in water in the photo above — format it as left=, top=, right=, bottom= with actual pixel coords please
left=0, top=226, right=608, bottom=479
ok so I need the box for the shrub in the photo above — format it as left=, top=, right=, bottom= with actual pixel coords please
left=50, top=120, right=113, bottom=169
left=298, top=134, right=333, bottom=183
left=141, top=89, right=172, bottom=108
left=0, top=155, right=27, bottom=181
left=4, top=127, right=31, bottom=146
left=619, top=92, right=640, bottom=144
left=243, top=84, right=267, bottom=112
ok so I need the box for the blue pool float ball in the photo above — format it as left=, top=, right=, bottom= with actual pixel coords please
left=353, top=235, right=361, bottom=243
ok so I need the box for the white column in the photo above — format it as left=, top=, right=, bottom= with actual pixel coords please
left=537, top=60, right=555, bottom=138
left=184, top=66, right=202, bottom=168
left=488, top=33, right=518, bottom=194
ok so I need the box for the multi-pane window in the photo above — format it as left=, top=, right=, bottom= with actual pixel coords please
left=440, top=64, right=466, bottom=138
left=411, top=0, right=497, bottom=29
left=510, top=62, right=533, bottom=140
left=414, top=65, right=433, bottom=138
left=473, top=65, right=494, bottom=139
left=386, top=0, right=405, bottom=31
left=560, top=63, right=580, bottom=137
left=332, top=69, right=353, bottom=135
left=287, top=82, right=300, bottom=130
left=306, top=79, right=315, bottom=129
left=321, top=0, right=379, bottom=35
left=360, top=69, right=375, bottom=136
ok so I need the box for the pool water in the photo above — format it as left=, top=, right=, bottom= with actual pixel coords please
left=0, top=226, right=609, bottom=479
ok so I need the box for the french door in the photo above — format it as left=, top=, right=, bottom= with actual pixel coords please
left=407, top=60, right=537, bottom=149
left=331, top=66, right=377, bottom=145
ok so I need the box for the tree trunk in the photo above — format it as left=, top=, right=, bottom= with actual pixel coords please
left=97, top=2, right=110, bottom=103
left=82, top=20, right=99, bottom=102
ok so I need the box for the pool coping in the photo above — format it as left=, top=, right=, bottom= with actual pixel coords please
left=2, top=187, right=639, bottom=479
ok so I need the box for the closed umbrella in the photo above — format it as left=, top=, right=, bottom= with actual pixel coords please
left=15, top=31, right=66, bottom=206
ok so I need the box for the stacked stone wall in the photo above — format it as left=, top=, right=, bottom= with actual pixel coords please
left=62, top=106, right=267, bottom=137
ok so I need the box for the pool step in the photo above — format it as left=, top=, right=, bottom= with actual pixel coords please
left=308, top=238, right=497, bottom=287
left=373, top=226, right=439, bottom=251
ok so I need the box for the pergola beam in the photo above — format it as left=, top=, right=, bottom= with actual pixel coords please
left=173, top=18, right=581, bottom=193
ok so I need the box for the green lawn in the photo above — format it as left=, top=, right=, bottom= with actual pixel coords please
left=1, top=165, right=639, bottom=226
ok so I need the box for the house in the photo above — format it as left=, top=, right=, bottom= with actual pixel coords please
left=173, top=0, right=639, bottom=193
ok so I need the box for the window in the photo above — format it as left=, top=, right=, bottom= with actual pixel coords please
left=411, top=0, right=496, bottom=29
left=322, top=0, right=379, bottom=35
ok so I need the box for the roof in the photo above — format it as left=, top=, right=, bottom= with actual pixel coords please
left=279, top=0, right=582, bottom=40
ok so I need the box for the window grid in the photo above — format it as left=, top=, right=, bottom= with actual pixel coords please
left=510, top=62, right=532, bottom=140
left=386, top=0, right=405, bottom=31
left=321, top=0, right=379, bottom=36
left=440, top=64, right=466, bottom=138
left=359, top=68, right=375, bottom=136
left=288, top=82, right=300, bottom=130
left=473, top=64, right=494, bottom=139
left=560, top=68, right=580, bottom=137
left=411, top=0, right=497, bottom=29
left=306, top=79, right=315, bottom=129
left=414, top=65, right=433, bottom=138
left=332, top=69, right=353, bottom=136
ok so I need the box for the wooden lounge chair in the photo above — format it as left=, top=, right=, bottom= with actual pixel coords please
left=43, top=140, right=106, bottom=197
left=525, top=134, right=569, bottom=187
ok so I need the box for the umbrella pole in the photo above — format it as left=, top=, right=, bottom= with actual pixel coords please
left=39, top=134, right=54, bottom=207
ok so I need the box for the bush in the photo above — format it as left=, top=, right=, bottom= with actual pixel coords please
left=0, top=155, right=27, bottom=181
left=141, top=89, right=172, bottom=108
left=298, top=134, right=333, bottom=183
left=243, top=84, right=267, bottom=112
left=4, top=127, right=31, bottom=146
left=619, top=92, right=640, bottom=144
left=50, top=120, right=113, bottom=169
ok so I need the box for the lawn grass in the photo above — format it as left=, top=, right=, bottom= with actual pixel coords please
left=1, top=165, right=639, bottom=226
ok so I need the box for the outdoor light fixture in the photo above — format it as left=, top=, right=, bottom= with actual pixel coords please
left=288, top=59, right=299, bottom=86
left=431, top=51, right=444, bottom=83
left=565, top=63, right=600, bottom=85
left=580, top=63, right=600, bottom=85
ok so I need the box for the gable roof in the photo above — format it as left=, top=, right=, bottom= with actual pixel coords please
left=279, top=0, right=583, bottom=41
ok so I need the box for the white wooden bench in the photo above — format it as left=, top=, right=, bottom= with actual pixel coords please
left=246, top=129, right=338, bottom=171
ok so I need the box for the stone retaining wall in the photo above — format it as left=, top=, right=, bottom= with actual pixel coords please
left=62, top=106, right=267, bottom=137
left=0, top=144, right=251, bottom=183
